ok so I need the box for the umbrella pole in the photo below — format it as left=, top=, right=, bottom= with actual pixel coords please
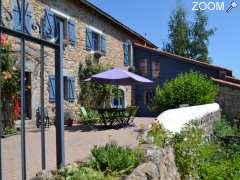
left=117, top=82, right=119, bottom=109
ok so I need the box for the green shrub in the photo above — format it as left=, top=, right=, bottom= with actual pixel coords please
left=150, top=71, right=218, bottom=113
left=171, top=120, right=240, bottom=179
left=173, top=122, right=205, bottom=179
left=4, top=127, right=17, bottom=135
left=147, top=123, right=171, bottom=147
left=213, top=119, right=236, bottom=138
left=89, top=143, right=143, bottom=175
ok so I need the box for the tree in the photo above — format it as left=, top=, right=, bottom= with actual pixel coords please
left=189, top=10, right=215, bottom=63
left=164, top=6, right=216, bottom=64
left=164, top=5, right=190, bottom=57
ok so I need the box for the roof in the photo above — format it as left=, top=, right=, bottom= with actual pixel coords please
left=134, top=43, right=233, bottom=74
left=212, top=78, right=240, bottom=89
left=79, top=0, right=157, bottom=48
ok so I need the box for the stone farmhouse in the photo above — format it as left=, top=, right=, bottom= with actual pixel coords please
left=3, top=0, right=240, bottom=120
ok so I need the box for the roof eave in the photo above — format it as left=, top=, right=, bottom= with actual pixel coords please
left=79, top=0, right=157, bottom=48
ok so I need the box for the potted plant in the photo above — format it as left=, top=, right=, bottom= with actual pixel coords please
left=64, top=111, right=75, bottom=127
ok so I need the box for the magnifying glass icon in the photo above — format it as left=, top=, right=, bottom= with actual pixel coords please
left=226, top=1, right=238, bottom=13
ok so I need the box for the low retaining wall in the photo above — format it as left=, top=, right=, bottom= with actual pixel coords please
left=156, top=103, right=221, bottom=135
left=127, top=144, right=180, bottom=180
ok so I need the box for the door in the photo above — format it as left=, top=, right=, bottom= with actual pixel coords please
left=25, top=72, right=32, bottom=119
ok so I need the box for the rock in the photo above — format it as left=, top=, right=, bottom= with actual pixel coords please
left=158, top=146, right=180, bottom=180
left=126, top=162, right=159, bottom=180
left=127, top=144, right=181, bottom=180
left=141, top=144, right=164, bottom=164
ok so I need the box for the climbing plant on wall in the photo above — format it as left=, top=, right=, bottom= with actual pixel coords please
left=0, top=34, right=20, bottom=128
left=79, top=54, right=112, bottom=109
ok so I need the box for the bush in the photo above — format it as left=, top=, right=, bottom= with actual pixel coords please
left=170, top=119, right=240, bottom=179
left=213, top=119, right=237, bottom=138
left=150, top=71, right=218, bottom=113
left=89, top=143, right=143, bottom=175
left=147, top=123, right=171, bottom=147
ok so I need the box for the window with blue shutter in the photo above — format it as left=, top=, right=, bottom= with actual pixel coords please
left=68, top=77, right=75, bottom=102
left=48, top=75, right=56, bottom=103
left=68, top=19, right=76, bottom=46
left=24, top=3, right=32, bottom=34
left=101, top=34, right=106, bottom=54
left=86, top=28, right=93, bottom=50
left=123, top=42, right=129, bottom=66
left=12, top=2, right=21, bottom=31
left=43, top=9, right=55, bottom=39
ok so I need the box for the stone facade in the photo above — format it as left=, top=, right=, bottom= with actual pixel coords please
left=216, top=82, right=240, bottom=121
left=2, top=0, right=153, bottom=120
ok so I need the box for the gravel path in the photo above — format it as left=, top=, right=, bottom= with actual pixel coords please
left=2, top=117, right=154, bottom=180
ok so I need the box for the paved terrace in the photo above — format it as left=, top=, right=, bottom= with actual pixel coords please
left=2, top=117, right=154, bottom=180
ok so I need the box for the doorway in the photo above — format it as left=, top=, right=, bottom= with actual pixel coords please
left=25, top=72, right=32, bottom=119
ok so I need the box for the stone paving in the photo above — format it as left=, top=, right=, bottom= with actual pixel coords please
left=2, top=117, right=154, bottom=180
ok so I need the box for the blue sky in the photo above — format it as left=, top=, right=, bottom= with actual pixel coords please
left=89, top=0, right=240, bottom=78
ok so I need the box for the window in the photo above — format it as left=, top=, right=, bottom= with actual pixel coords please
left=123, top=41, right=132, bottom=66
left=111, top=89, right=125, bottom=108
left=86, top=27, right=106, bottom=54
left=48, top=75, right=75, bottom=103
left=138, top=59, right=148, bottom=77
left=152, top=61, right=160, bottom=80
left=144, top=90, right=154, bottom=105
left=43, top=8, right=76, bottom=46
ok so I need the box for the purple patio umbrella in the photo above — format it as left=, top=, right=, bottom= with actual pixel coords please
left=85, top=68, right=153, bottom=85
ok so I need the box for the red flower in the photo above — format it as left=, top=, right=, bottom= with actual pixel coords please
left=1, top=33, right=7, bottom=46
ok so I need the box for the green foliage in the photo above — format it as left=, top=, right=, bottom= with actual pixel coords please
left=79, top=56, right=112, bottom=109
left=0, top=42, right=20, bottom=96
left=190, top=10, right=215, bottom=63
left=52, top=165, right=118, bottom=180
left=213, top=119, right=237, bottom=138
left=4, top=127, right=17, bottom=135
left=172, top=120, right=240, bottom=179
left=150, top=71, right=218, bottom=113
left=164, top=5, right=190, bottom=57
left=89, top=143, right=143, bottom=175
left=164, top=6, right=215, bottom=63
left=173, top=122, right=205, bottom=178
left=148, top=123, right=171, bottom=147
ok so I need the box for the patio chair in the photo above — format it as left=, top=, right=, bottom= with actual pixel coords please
left=80, top=107, right=100, bottom=130
left=36, top=107, right=50, bottom=128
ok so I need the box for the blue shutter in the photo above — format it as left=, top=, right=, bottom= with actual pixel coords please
left=86, top=28, right=93, bottom=50
left=68, top=77, right=75, bottom=102
left=24, top=3, right=32, bottom=34
left=12, top=3, right=21, bottom=31
left=101, top=34, right=106, bottom=54
left=48, top=75, right=56, bottom=103
left=68, top=19, right=76, bottom=46
left=64, top=76, right=69, bottom=100
left=123, top=43, right=129, bottom=66
left=43, top=9, right=55, bottom=39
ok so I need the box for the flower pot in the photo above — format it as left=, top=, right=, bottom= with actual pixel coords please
left=65, top=119, right=73, bottom=127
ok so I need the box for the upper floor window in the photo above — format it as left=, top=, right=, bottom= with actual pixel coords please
left=152, top=61, right=160, bottom=80
left=137, top=59, right=148, bottom=77
left=123, top=40, right=132, bottom=66
left=43, top=8, right=76, bottom=46
left=86, top=27, right=106, bottom=55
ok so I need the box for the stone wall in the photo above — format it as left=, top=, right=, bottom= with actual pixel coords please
left=2, top=0, right=145, bottom=120
left=127, top=145, right=180, bottom=180
left=216, top=82, right=240, bottom=121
